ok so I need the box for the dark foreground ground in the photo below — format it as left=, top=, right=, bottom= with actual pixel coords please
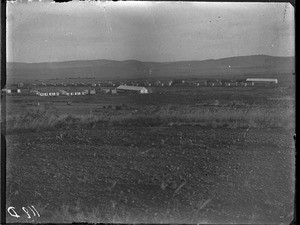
left=6, top=125, right=295, bottom=224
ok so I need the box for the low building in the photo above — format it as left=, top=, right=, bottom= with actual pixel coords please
left=245, top=81, right=254, bottom=86
left=214, top=81, right=222, bottom=87
left=6, top=88, right=21, bottom=94
left=89, top=89, right=96, bottom=95
left=101, top=88, right=111, bottom=94
left=224, top=81, right=237, bottom=87
left=117, top=85, right=149, bottom=94
left=39, top=92, right=48, bottom=97
left=207, top=81, right=216, bottom=87
left=48, top=92, right=60, bottom=97
left=36, top=91, right=60, bottom=97
left=196, top=81, right=207, bottom=86
left=59, top=90, right=68, bottom=95
left=246, top=78, right=278, bottom=84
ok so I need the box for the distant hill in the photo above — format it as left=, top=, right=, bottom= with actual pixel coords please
left=6, top=55, right=295, bottom=82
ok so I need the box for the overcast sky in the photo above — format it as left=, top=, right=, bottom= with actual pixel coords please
left=7, top=1, right=294, bottom=63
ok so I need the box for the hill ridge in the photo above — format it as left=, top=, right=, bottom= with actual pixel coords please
left=7, top=54, right=294, bottom=65
left=7, top=55, right=295, bottom=82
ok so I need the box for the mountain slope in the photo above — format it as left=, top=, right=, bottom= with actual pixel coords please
left=6, top=55, right=295, bottom=82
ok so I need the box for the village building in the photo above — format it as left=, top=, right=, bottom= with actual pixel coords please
left=195, top=81, right=207, bottom=86
left=33, top=88, right=96, bottom=97
left=59, top=90, right=68, bottom=95
left=245, top=81, right=254, bottom=86
left=117, top=85, right=149, bottom=94
left=246, top=78, right=278, bottom=85
left=39, top=92, right=48, bottom=97
left=101, top=88, right=111, bottom=94
left=214, top=81, right=222, bottom=87
left=4, top=87, right=21, bottom=94
left=49, top=92, right=60, bottom=96
left=223, top=81, right=238, bottom=87
left=206, top=80, right=217, bottom=86
left=89, top=89, right=96, bottom=95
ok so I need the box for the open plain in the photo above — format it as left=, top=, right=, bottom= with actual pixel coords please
left=5, top=82, right=295, bottom=224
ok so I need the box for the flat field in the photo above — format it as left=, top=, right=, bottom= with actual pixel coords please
left=5, top=83, right=295, bottom=223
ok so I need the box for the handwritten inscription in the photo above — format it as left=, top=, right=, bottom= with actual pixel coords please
left=7, top=206, right=40, bottom=219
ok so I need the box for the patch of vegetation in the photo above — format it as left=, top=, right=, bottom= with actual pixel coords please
left=5, top=105, right=294, bottom=133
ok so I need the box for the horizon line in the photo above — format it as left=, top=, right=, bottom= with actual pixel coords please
left=7, top=54, right=295, bottom=64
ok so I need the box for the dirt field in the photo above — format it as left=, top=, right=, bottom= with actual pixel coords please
left=6, top=126, right=295, bottom=223
left=5, top=84, right=295, bottom=223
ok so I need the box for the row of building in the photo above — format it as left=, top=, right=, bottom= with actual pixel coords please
left=8, top=78, right=278, bottom=89
left=2, top=86, right=147, bottom=96
left=2, top=78, right=278, bottom=96
left=32, top=89, right=96, bottom=97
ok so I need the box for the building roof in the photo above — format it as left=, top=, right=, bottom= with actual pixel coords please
left=117, top=85, right=147, bottom=91
left=246, top=78, right=278, bottom=82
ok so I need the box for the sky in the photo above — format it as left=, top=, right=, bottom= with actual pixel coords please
left=6, top=1, right=295, bottom=63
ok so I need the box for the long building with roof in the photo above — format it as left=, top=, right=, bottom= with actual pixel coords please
left=116, top=85, right=149, bottom=94
left=246, top=78, right=278, bottom=84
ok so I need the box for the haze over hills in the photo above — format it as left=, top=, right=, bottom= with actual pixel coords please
left=6, top=55, right=295, bottom=83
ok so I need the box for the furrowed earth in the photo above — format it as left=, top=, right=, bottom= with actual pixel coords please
left=6, top=125, right=294, bottom=223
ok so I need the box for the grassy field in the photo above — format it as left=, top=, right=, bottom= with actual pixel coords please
left=5, top=105, right=294, bottom=133
left=5, top=84, right=295, bottom=223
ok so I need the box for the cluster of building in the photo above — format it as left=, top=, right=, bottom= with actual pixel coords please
left=180, top=78, right=278, bottom=87
left=2, top=78, right=278, bottom=97
left=33, top=89, right=96, bottom=97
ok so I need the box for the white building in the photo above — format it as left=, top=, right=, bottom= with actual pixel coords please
left=48, top=92, right=59, bottom=97
left=246, top=78, right=278, bottom=84
left=117, top=85, right=149, bottom=94
left=39, top=92, right=48, bottom=96
left=59, top=90, right=68, bottom=95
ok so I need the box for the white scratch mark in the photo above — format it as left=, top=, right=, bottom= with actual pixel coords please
left=199, top=199, right=211, bottom=210
left=103, top=6, right=112, bottom=35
